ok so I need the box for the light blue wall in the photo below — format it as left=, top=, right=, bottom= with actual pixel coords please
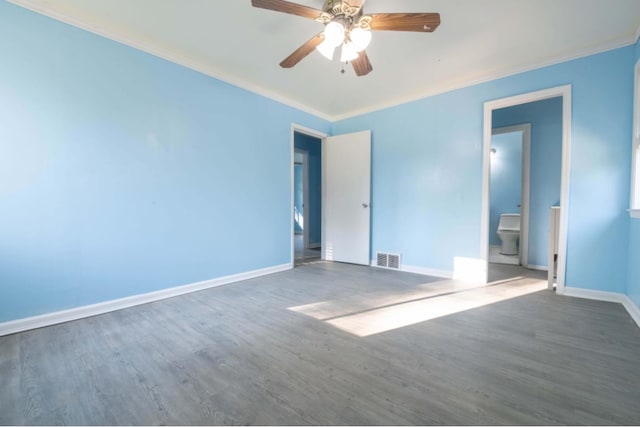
left=489, top=132, right=523, bottom=246
left=294, top=133, right=322, bottom=245
left=492, top=98, right=563, bottom=267
left=0, top=2, right=330, bottom=323
left=627, top=38, right=640, bottom=308
left=3, top=1, right=638, bottom=323
left=333, top=45, right=634, bottom=292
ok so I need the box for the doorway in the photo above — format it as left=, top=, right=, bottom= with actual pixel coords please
left=292, top=128, right=324, bottom=265
left=481, top=86, right=571, bottom=293
left=489, top=124, right=531, bottom=267
left=290, top=125, right=372, bottom=268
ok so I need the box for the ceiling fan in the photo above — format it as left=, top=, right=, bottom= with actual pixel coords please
left=251, top=0, right=441, bottom=76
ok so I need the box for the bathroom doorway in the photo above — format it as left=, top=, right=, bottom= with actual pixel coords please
left=482, top=86, right=570, bottom=292
left=489, top=125, right=530, bottom=267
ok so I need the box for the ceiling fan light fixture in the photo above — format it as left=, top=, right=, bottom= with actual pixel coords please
left=340, top=41, right=359, bottom=62
left=251, top=0, right=441, bottom=77
left=324, top=20, right=346, bottom=47
left=349, top=27, right=372, bottom=52
left=316, top=39, right=336, bottom=60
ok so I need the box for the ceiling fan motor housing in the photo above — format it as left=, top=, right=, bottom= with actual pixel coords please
left=319, top=0, right=370, bottom=31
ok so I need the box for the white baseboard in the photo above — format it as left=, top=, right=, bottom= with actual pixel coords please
left=401, top=264, right=454, bottom=279
left=308, top=242, right=321, bottom=249
left=527, top=264, right=548, bottom=271
left=622, top=295, right=640, bottom=327
left=563, top=287, right=640, bottom=328
left=562, top=287, right=625, bottom=302
left=369, top=260, right=454, bottom=279
left=0, top=263, right=292, bottom=337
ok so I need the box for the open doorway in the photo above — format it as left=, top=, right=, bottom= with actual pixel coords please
left=489, top=124, right=531, bottom=268
left=482, top=86, right=571, bottom=292
left=292, top=129, right=323, bottom=265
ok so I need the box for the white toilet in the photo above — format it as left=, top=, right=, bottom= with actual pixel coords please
left=497, top=213, right=520, bottom=255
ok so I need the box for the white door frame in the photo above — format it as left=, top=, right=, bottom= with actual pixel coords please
left=294, top=149, right=310, bottom=249
left=491, top=124, right=531, bottom=267
left=290, top=124, right=328, bottom=265
left=481, top=85, right=571, bottom=294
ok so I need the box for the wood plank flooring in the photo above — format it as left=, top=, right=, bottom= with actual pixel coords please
left=1, top=261, right=639, bottom=425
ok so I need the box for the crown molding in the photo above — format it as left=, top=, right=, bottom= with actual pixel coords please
left=6, top=0, right=333, bottom=122
left=331, top=36, right=636, bottom=121
left=6, top=0, right=639, bottom=124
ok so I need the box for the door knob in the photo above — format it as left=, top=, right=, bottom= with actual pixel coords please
left=362, top=203, right=369, bottom=208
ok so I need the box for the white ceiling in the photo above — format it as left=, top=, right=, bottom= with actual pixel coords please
left=9, top=0, right=640, bottom=120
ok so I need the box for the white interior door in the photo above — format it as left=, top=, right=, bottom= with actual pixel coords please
left=322, top=130, right=371, bottom=265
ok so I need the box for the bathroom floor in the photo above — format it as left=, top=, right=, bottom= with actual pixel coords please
left=488, top=262, right=546, bottom=283
left=489, top=245, right=520, bottom=265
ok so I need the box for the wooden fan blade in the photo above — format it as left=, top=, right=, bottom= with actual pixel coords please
left=280, top=33, right=324, bottom=68
left=251, top=0, right=322, bottom=20
left=351, top=51, right=373, bottom=76
left=370, top=13, right=441, bottom=32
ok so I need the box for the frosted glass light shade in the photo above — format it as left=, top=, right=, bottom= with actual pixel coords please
left=350, top=27, right=372, bottom=52
left=324, top=21, right=345, bottom=47
left=316, top=40, right=336, bottom=60
left=340, top=42, right=359, bottom=62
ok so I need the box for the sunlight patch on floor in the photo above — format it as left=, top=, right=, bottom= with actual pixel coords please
left=289, top=279, right=490, bottom=321
left=290, top=278, right=546, bottom=337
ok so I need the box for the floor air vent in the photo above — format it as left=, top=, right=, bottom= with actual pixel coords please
left=376, top=252, right=401, bottom=270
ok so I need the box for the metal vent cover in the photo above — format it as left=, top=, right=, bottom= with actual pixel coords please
left=376, top=252, right=401, bottom=270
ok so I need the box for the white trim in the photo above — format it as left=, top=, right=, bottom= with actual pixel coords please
left=563, top=287, right=640, bottom=328
left=527, top=264, right=548, bottom=271
left=482, top=85, right=571, bottom=296
left=629, top=209, right=640, bottom=219
left=401, top=264, right=454, bottom=279
left=0, top=263, right=292, bottom=337
left=492, top=124, right=531, bottom=267
left=563, top=287, right=626, bottom=302
left=290, top=124, right=328, bottom=264
left=308, top=242, right=321, bottom=249
left=6, top=0, right=332, bottom=122
left=371, top=261, right=454, bottom=279
left=7, top=0, right=636, bottom=123
left=630, top=60, right=640, bottom=211
left=332, top=39, right=633, bottom=122
left=623, top=296, right=640, bottom=327
left=291, top=124, right=329, bottom=140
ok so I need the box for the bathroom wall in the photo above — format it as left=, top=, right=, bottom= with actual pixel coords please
left=294, top=163, right=304, bottom=233
left=332, top=45, right=633, bottom=293
left=294, top=132, right=322, bottom=246
left=0, top=2, right=330, bottom=323
left=489, top=131, right=523, bottom=247
left=492, top=97, right=563, bottom=268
